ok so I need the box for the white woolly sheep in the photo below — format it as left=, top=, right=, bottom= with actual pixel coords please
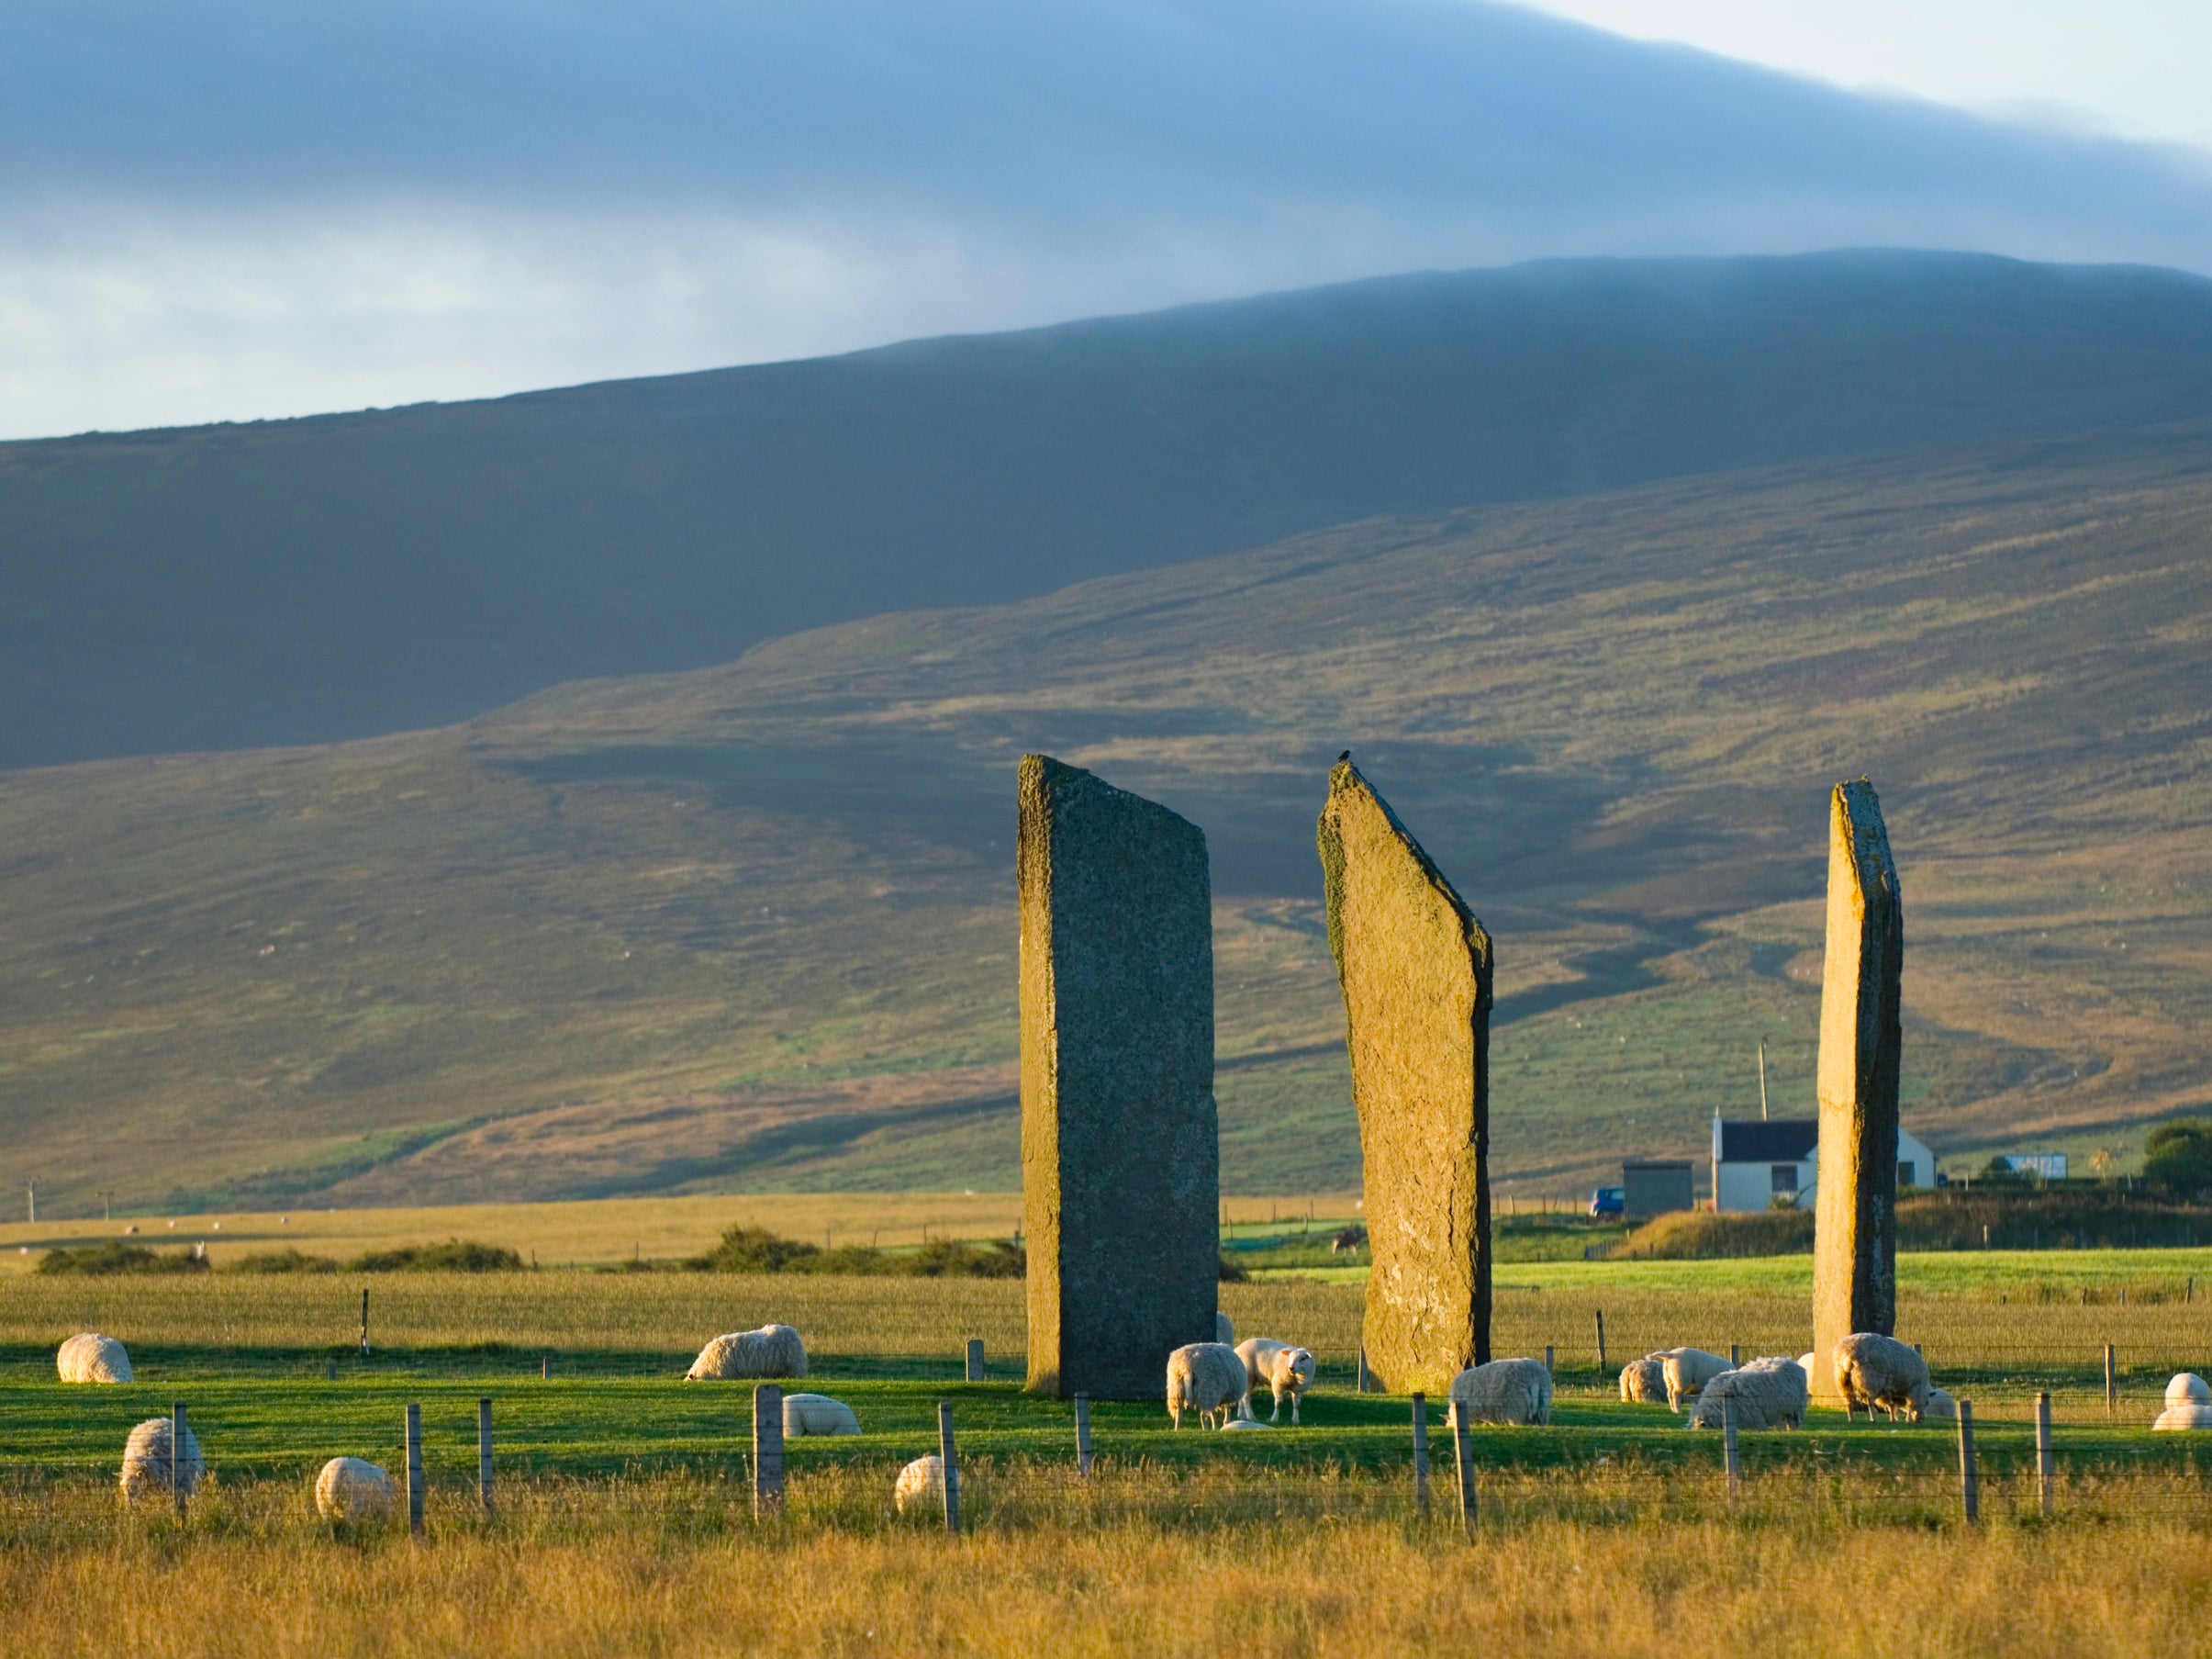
left=685, top=1324, right=809, bottom=1380
left=56, top=1332, right=132, bottom=1384
left=1235, top=1338, right=1316, bottom=1424
left=118, top=1417, right=205, bottom=1505
left=2165, top=1373, right=2210, bottom=1407
left=2154, top=1404, right=2212, bottom=1431
left=1657, top=1348, right=1732, bottom=1411
left=314, top=1456, right=396, bottom=1522
left=1797, top=1352, right=1817, bottom=1374
left=1447, top=1358, right=1553, bottom=1427
left=1216, top=1311, right=1235, bottom=1347
left=1921, top=1387, right=1957, bottom=1421
left=1619, top=1357, right=1667, bottom=1404
left=1686, top=1357, right=1808, bottom=1431
left=893, top=1454, right=944, bottom=1513
left=1833, top=1332, right=1932, bottom=1422
left=1167, top=1341, right=1250, bottom=1429
left=781, top=1393, right=862, bottom=1437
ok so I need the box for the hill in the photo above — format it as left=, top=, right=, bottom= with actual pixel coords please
left=7, top=252, right=2212, bottom=768
left=3, top=420, right=2207, bottom=1213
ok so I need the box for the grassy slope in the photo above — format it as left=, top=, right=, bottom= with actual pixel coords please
left=4, top=424, right=2211, bottom=1209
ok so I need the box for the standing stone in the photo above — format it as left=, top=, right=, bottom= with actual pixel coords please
left=1811, top=777, right=1904, bottom=1400
left=1020, top=755, right=1217, bottom=1399
left=1317, top=758, right=1492, bottom=1393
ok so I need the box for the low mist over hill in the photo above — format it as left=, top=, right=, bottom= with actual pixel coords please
left=3, top=422, right=2207, bottom=1212
left=6, top=251, right=2212, bottom=768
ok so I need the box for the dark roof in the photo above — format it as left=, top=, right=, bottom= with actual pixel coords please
left=1716, top=1119, right=1818, bottom=1162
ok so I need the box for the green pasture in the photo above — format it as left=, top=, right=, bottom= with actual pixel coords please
left=1507, top=1247, right=2212, bottom=1298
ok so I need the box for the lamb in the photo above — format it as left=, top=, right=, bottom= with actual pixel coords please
left=1216, top=1312, right=1235, bottom=1346
left=56, top=1332, right=133, bottom=1384
left=118, top=1417, right=204, bottom=1505
left=314, top=1456, right=396, bottom=1522
left=2166, top=1373, right=2210, bottom=1407
left=1833, top=1331, right=1932, bottom=1422
left=1619, top=1357, right=1668, bottom=1404
left=893, top=1454, right=944, bottom=1513
left=1235, top=1338, right=1316, bottom=1424
left=685, top=1324, right=808, bottom=1380
left=1167, top=1341, right=1251, bottom=1429
left=2153, top=1405, right=2212, bottom=1431
left=781, top=1393, right=862, bottom=1437
left=1657, top=1348, right=1732, bottom=1411
left=1447, top=1358, right=1552, bottom=1426
left=1685, top=1357, right=1808, bottom=1431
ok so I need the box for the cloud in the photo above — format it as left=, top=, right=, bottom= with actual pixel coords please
left=6, top=0, right=2212, bottom=437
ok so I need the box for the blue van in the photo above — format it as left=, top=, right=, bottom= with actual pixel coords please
left=1588, top=1186, right=1625, bottom=1218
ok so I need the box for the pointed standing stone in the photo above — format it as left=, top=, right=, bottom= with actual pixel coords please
left=1020, top=755, right=1218, bottom=1400
left=1811, top=777, right=1904, bottom=1400
left=1317, top=758, right=1492, bottom=1394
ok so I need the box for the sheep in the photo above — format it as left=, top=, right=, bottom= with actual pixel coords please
left=893, top=1454, right=944, bottom=1513
left=1657, top=1348, right=1731, bottom=1410
left=1619, top=1357, right=1668, bottom=1404
left=1235, top=1338, right=1316, bottom=1424
left=1833, top=1332, right=1932, bottom=1422
left=1216, top=1311, right=1235, bottom=1346
left=2166, top=1373, right=2210, bottom=1407
left=56, top=1332, right=133, bottom=1384
left=685, top=1324, right=808, bottom=1380
left=2153, top=1405, right=2212, bottom=1431
left=1686, top=1357, right=1808, bottom=1430
left=1447, top=1358, right=1553, bottom=1426
left=118, top=1417, right=204, bottom=1505
left=1797, top=1352, right=1817, bottom=1374
left=781, top=1393, right=862, bottom=1437
left=314, top=1456, right=396, bottom=1522
left=1921, top=1386, right=1957, bottom=1420
left=1220, top=1418, right=1271, bottom=1430
left=1167, top=1341, right=1251, bottom=1429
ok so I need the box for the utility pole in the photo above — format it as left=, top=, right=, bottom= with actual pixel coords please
left=25, top=1180, right=34, bottom=1226
left=1757, top=1040, right=1769, bottom=1121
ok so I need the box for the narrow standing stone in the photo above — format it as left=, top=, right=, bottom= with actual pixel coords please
left=1020, top=755, right=1217, bottom=1400
left=1811, top=777, right=1904, bottom=1400
left=1317, top=758, right=1492, bottom=1393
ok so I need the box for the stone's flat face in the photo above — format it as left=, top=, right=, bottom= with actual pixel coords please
left=1317, top=759, right=1491, bottom=1394
left=1019, top=755, right=1218, bottom=1400
left=1811, top=777, right=1904, bottom=1399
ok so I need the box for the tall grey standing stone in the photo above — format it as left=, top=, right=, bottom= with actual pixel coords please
left=1317, top=758, right=1492, bottom=1394
left=1811, top=777, right=1904, bottom=1401
left=1020, top=755, right=1217, bottom=1399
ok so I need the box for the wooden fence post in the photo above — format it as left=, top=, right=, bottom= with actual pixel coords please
left=1449, top=1402, right=1477, bottom=1538
left=2035, top=1391, right=2054, bottom=1519
left=171, top=1402, right=189, bottom=1519
left=405, top=1402, right=425, bottom=1536
left=1722, top=1396, right=1741, bottom=1502
left=1544, top=1345, right=1554, bottom=1376
left=1956, top=1399, right=1979, bottom=1527
left=1074, top=1394, right=1092, bottom=1478
left=1729, top=1343, right=1741, bottom=1369
left=965, top=1339, right=985, bottom=1383
left=1411, top=1393, right=1431, bottom=1515
left=938, top=1402, right=961, bottom=1535
left=1594, top=1309, right=1607, bottom=1374
left=2104, top=1345, right=2117, bottom=1415
left=359, top=1289, right=371, bottom=1357
left=477, top=1397, right=494, bottom=1519
left=753, top=1384, right=786, bottom=1516
left=542, top=1353, right=551, bottom=1380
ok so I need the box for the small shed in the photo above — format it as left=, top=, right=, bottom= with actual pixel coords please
left=1622, top=1160, right=1695, bottom=1219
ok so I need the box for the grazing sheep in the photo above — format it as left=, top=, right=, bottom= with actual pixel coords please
left=2166, top=1373, right=2210, bottom=1407
left=1216, top=1312, right=1235, bottom=1347
left=1330, top=1225, right=1367, bottom=1254
left=314, top=1456, right=396, bottom=1522
left=781, top=1393, right=862, bottom=1437
left=1657, top=1349, right=1732, bottom=1411
left=1619, top=1357, right=1668, bottom=1404
left=56, top=1332, right=132, bottom=1384
left=2153, top=1404, right=2212, bottom=1431
left=1920, top=1387, right=1957, bottom=1421
left=1167, top=1342, right=1251, bottom=1429
left=1797, top=1352, right=1817, bottom=1374
left=1447, top=1358, right=1553, bottom=1427
left=1686, top=1358, right=1808, bottom=1431
left=1833, top=1332, right=1932, bottom=1422
left=893, top=1454, right=944, bottom=1513
left=118, top=1417, right=204, bottom=1505
left=1235, top=1338, right=1316, bottom=1424
left=685, top=1324, right=808, bottom=1380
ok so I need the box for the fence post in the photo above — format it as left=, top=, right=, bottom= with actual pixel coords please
left=965, top=1339, right=985, bottom=1383
left=1449, top=1402, right=1477, bottom=1538
left=2104, top=1344, right=2117, bottom=1414
left=1956, top=1399, right=1979, bottom=1527
left=171, top=1402, right=189, bottom=1519
left=1729, top=1343, right=1741, bottom=1369
left=938, top=1402, right=961, bottom=1535
left=1594, top=1310, right=1606, bottom=1375
left=477, top=1397, right=494, bottom=1519
left=753, top=1384, right=786, bottom=1516
left=359, top=1288, right=371, bottom=1357
left=1411, top=1392, right=1431, bottom=1515
left=1544, top=1345, right=1554, bottom=1376
left=542, top=1353, right=551, bottom=1380
left=1074, top=1394, right=1092, bottom=1478
left=2035, top=1391, right=2054, bottom=1519
left=1357, top=1350, right=1371, bottom=1394
left=405, top=1402, right=425, bottom=1537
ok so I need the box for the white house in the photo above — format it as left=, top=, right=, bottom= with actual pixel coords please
left=1712, top=1114, right=1934, bottom=1213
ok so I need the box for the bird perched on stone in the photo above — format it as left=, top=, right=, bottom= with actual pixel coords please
left=1337, top=750, right=1350, bottom=761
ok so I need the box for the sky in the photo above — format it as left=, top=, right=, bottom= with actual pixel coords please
left=6, top=0, right=2209, bottom=441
